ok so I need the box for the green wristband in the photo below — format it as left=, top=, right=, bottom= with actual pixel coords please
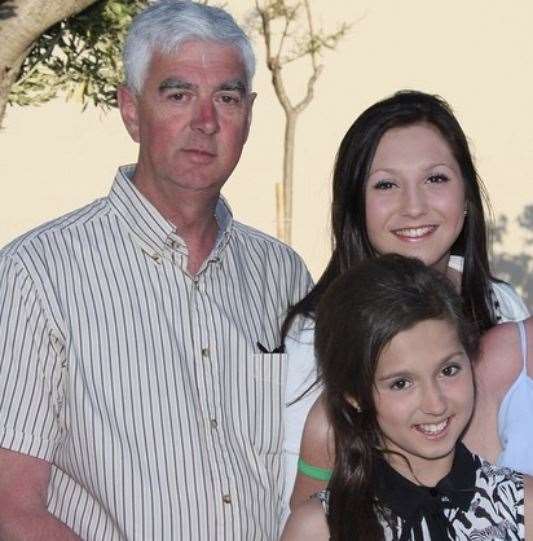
left=297, top=458, right=332, bottom=482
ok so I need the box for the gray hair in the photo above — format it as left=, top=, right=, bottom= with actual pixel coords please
left=123, top=0, right=255, bottom=94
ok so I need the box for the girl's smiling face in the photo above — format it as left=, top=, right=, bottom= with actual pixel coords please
left=365, top=123, right=466, bottom=274
left=373, top=317, right=474, bottom=486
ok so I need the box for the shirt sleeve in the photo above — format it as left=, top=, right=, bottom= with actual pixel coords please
left=288, top=253, right=314, bottom=308
left=0, top=253, right=65, bottom=461
left=491, top=280, right=530, bottom=322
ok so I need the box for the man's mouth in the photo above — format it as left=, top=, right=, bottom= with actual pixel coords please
left=181, top=148, right=217, bottom=164
left=182, top=148, right=216, bottom=157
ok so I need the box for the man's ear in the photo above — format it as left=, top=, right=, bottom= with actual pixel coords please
left=117, top=85, right=141, bottom=143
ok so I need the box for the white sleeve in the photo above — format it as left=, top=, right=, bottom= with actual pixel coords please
left=491, top=280, right=530, bottom=322
left=282, top=324, right=322, bottom=522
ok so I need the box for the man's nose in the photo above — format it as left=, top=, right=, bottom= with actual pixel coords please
left=191, top=98, right=220, bottom=135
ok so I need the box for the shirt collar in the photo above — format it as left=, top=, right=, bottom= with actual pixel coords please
left=375, top=442, right=476, bottom=541
left=212, top=195, right=234, bottom=258
left=108, top=165, right=234, bottom=259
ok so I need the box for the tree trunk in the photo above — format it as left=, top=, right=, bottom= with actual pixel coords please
left=0, top=0, right=98, bottom=127
left=281, top=111, right=298, bottom=244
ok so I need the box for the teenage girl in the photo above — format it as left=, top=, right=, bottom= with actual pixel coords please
left=283, top=90, right=529, bottom=509
left=282, top=255, right=531, bottom=541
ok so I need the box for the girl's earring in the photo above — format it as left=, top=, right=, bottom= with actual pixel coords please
left=464, top=207, right=468, bottom=216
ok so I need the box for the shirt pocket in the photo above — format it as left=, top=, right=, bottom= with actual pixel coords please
left=248, top=352, right=288, bottom=455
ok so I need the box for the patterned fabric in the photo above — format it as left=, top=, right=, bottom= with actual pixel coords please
left=0, top=165, right=312, bottom=541
left=374, top=443, right=476, bottom=541
left=316, top=451, right=524, bottom=540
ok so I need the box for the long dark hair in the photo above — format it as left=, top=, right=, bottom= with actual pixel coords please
left=283, top=90, right=497, bottom=338
left=315, top=254, right=479, bottom=540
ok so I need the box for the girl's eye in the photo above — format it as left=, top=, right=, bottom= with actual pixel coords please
left=390, top=378, right=411, bottom=391
left=373, top=180, right=396, bottom=190
left=426, top=173, right=450, bottom=184
left=441, top=364, right=460, bottom=377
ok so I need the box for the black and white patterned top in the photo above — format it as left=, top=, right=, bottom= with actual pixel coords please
left=317, top=447, right=524, bottom=540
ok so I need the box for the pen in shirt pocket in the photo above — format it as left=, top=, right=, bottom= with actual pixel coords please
left=256, top=341, right=285, bottom=354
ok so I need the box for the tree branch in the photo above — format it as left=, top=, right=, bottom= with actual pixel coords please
left=0, top=0, right=98, bottom=126
left=255, top=0, right=293, bottom=114
left=302, top=0, right=318, bottom=71
left=276, top=13, right=291, bottom=61
left=294, top=62, right=322, bottom=113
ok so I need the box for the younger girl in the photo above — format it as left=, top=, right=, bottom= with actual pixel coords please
left=282, top=255, right=531, bottom=540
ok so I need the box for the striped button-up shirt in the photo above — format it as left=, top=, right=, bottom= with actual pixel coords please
left=0, top=165, right=312, bottom=540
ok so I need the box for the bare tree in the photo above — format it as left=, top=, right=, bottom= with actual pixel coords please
left=251, top=0, right=348, bottom=244
left=0, top=0, right=100, bottom=126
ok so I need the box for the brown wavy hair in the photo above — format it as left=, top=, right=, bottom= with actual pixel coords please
left=315, top=254, right=479, bottom=540
left=283, top=90, right=498, bottom=341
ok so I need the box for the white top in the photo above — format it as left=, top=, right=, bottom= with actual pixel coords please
left=498, top=320, right=533, bottom=474
left=448, top=255, right=530, bottom=323
left=283, top=263, right=529, bottom=521
left=0, top=166, right=312, bottom=541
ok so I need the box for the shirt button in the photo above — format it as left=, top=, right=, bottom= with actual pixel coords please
left=166, top=238, right=179, bottom=250
left=201, top=348, right=210, bottom=359
left=210, top=419, right=218, bottom=429
left=222, top=494, right=231, bottom=504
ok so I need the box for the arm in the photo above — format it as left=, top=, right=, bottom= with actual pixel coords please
left=0, top=256, right=76, bottom=539
left=290, top=396, right=335, bottom=510
left=281, top=499, right=329, bottom=541
left=0, top=448, right=81, bottom=540
left=463, top=322, right=522, bottom=462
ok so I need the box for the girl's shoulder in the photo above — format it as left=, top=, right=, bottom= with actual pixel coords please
left=475, top=457, right=524, bottom=492
left=490, top=280, right=530, bottom=322
left=449, top=255, right=529, bottom=322
left=472, top=457, right=524, bottom=522
left=451, top=457, right=525, bottom=540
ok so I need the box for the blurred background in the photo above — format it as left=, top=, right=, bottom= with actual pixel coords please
left=1, top=0, right=532, bottom=309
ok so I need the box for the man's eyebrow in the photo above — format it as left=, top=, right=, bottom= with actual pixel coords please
left=158, top=79, right=196, bottom=92
left=217, top=79, right=246, bottom=95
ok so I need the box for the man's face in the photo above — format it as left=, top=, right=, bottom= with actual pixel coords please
left=119, top=40, right=255, bottom=197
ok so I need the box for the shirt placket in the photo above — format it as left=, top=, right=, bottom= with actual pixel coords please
left=185, top=259, right=237, bottom=539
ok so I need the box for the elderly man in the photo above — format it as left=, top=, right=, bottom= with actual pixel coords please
left=0, top=2, right=311, bottom=539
